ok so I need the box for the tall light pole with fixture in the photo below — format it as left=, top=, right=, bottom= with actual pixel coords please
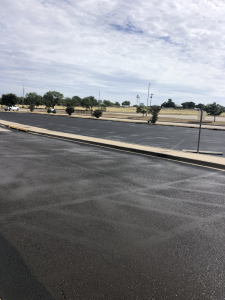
left=150, top=93, right=154, bottom=106
left=22, top=86, right=25, bottom=108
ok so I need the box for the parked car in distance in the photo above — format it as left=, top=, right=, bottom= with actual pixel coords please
left=4, top=106, right=19, bottom=111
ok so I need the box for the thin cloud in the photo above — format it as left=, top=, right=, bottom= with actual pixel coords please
left=1, top=0, right=225, bottom=105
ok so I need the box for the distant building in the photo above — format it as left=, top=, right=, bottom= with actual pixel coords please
left=140, top=103, right=145, bottom=106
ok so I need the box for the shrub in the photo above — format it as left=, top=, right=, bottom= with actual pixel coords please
left=47, top=108, right=51, bottom=113
left=29, top=103, right=35, bottom=112
left=149, top=105, right=161, bottom=124
left=92, top=109, right=102, bottom=118
left=65, top=106, right=75, bottom=116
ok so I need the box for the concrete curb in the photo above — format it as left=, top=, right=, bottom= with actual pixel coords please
left=1, top=120, right=225, bottom=171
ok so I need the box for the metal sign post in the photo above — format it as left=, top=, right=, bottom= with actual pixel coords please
left=197, top=109, right=203, bottom=153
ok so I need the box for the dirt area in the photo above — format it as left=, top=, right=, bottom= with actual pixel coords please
left=103, top=113, right=225, bottom=126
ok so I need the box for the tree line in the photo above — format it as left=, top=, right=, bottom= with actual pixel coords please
left=0, top=91, right=131, bottom=110
left=136, top=98, right=225, bottom=122
left=1, top=92, right=224, bottom=121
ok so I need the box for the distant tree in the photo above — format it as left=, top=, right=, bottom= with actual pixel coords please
left=136, top=105, right=147, bottom=117
left=205, top=102, right=224, bottom=122
left=1, top=93, right=17, bottom=107
left=16, top=97, right=23, bottom=105
left=62, top=97, right=72, bottom=107
left=72, top=96, right=81, bottom=106
left=98, top=100, right=103, bottom=106
left=122, top=101, right=130, bottom=106
left=80, top=97, right=98, bottom=110
left=103, top=100, right=114, bottom=107
left=161, top=99, right=175, bottom=108
left=181, top=101, right=195, bottom=109
left=25, top=92, right=43, bottom=108
left=0, top=98, right=2, bottom=105
left=149, top=105, right=161, bottom=123
left=115, top=102, right=120, bottom=107
left=195, top=103, right=205, bottom=110
left=43, top=91, right=63, bottom=108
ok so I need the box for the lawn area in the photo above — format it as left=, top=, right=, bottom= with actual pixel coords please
left=5, top=105, right=225, bottom=117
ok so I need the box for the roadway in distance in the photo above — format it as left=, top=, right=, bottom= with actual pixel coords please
left=0, top=129, right=225, bottom=299
left=0, top=112, right=225, bottom=156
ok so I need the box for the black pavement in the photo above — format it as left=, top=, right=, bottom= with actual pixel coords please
left=0, top=112, right=225, bottom=156
left=1, top=129, right=225, bottom=299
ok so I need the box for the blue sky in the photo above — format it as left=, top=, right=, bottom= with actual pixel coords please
left=1, top=0, right=225, bottom=106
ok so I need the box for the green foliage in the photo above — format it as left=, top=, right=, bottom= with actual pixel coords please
left=196, top=103, right=205, bottom=110
left=149, top=105, right=161, bottom=123
left=100, top=104, right=107, bottom=111
left=115, top=102, right=120, bottom=107
left=81, top=96, right=98, bottom=110
left=25, top=92, right=43, bottom=108
left=29, top=103, right=35, bottom=112
left=161, top=99, right=175, bottom=108
left=92, top=109, right=103, bottom=118
left=136, top=105, right=147, bottom=117
left=43, top=91, right=63, bottom=108
left=65, top=106, right=75, bottom=116
left=103, top=100, right=114, bottom=107
left=181, top=101, right=195, bottom=109
left=2, top=93, right=17, bottom=107
left=122, top=101, right=130, bottom=106
left=72, top=96, right=81, bottom=106
left=16, top=97, right=23, bottom=105
left=205, top=102, right=224, bottom=122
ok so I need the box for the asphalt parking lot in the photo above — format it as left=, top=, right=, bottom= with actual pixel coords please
left=0, top=112, right=225, bottom=156
left=1, top=128, right=225, bottom=299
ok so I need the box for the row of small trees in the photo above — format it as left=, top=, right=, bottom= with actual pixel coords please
left=136, top=102, right=224, bottom=122
left=0, top=92, right=131, bottom=110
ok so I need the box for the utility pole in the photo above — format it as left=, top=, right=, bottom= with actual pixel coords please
left=98, top=91, right=100, bottom=108
left=146, top=83, right=150, bottom=116
left=22, top=86, right=25, bottom=108
left=197, top=109, right=203, bottom=153
left=150, top=93, right=154, bottom=106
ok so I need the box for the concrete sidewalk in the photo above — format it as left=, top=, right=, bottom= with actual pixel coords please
left=1, top=119, right=225, bottom=171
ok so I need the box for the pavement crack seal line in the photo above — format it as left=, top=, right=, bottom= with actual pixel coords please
left=1, top=120, right=225, bottom=171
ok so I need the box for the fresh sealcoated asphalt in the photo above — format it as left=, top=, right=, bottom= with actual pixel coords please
left=1, top=129, right=225, bottom=299
left=0, top=112, right=225, bottom=156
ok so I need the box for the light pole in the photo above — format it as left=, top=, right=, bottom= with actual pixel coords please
left=22, top=86, right=25, bottom=108
left=146, top=83, right=150, bottom=116
left=150, top=93, right=154, bottom=106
